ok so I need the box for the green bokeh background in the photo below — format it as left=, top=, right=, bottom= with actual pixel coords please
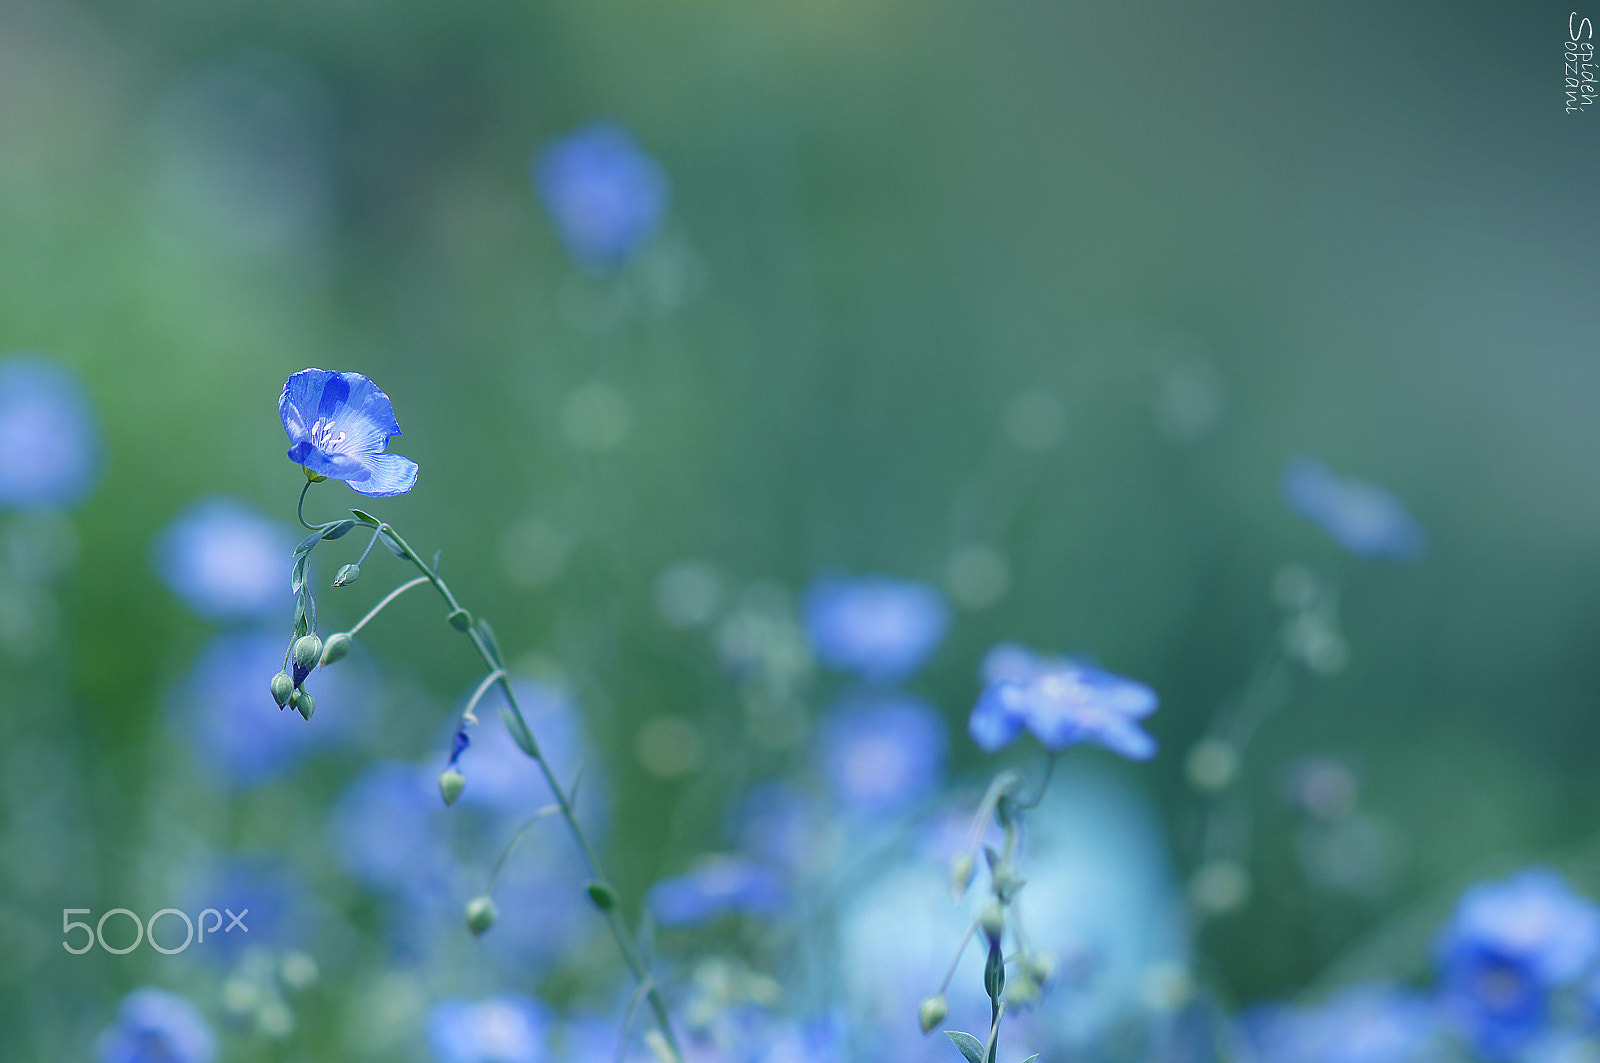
left=3, top=0, right=1598, bottom=1057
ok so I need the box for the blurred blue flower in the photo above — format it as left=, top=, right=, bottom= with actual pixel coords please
left=0, top=354, right=100, bottom=508
left=328, top=760, right=451, bottom=897
left=279, top=368, right=417, bottom=496
left=170, top=630, right=362, bottom=786
left=427, top=994, right=551, bottom=1063
left=1435, top=868, right=1600, bottom=1059
left=1237, top=984, right=1442, bottom=1063
left=728, top=782, right=827, bottom=871
left=1282, top=457, right=1426, bottom=560
left=179, top=857, right=312, bottom=960
left=155, top=497, right=295, bottom=620
left=969, top=644, right=1158, bottom=758
left=95, top=988, right=217, bottom=1063
left=816, top=694, right=947, bottom=816
left=802, top=575, right=949, bottom=683
left=648, top=856, right=786, bottom=928
left=534, top=122, right=669, bottom=270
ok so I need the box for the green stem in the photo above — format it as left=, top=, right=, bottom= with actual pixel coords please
left=347, top=576, right=431, bottom=638
left=308, top=490, right=685, bottom=1063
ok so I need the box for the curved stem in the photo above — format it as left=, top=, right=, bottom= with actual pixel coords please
left=938, top=916, right=984, bottom=995
left=297, top=480, right=317, bottom=530
left=347, top=577, right=431, bottom=638
left=333, top=513, right=685, bottom=1063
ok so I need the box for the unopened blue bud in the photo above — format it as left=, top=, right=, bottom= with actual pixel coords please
left=291, top=634, right=323, bottom=686
left=439, top=767, right=465, bottom=806
left=333, top=563, right=360, bottom=587
left=295, top=690, right=316, bottom=721
left=919, top=995, right=947, bottom=1034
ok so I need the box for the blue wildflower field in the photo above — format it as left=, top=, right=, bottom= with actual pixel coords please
left=0, top=3, right=1595, bottom=1063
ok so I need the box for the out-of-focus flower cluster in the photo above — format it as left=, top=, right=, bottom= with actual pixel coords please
left=1237, top=868, right=1600, bottom=1063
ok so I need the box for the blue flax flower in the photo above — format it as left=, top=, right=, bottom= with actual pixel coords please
left=534, top=122, right=669, bottom=271
left=648, top=856, right=786, bottom=928
left=1237, top=983, right=1442, bottom=1063
left=1435, top=868, right=1600, bottom=1059
left=802, top=575, right=950, bottom=683
left=95, top=988, right=217, bottom=1063
left=1282, top=457, right=1425, bottom=560
left=968, top=643, right=1157, bottom=758
left=816, top=694, right=947, bottom=816
left=0, top=353, right=100, bottom=508
left=427, top=994, right=551, bottom=1063
left=155, top=497, right=295, bottom=620
left=279, top=369, right=417, bottom=495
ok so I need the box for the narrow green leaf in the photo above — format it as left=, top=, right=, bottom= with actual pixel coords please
left=292, top=597, right=309, bottom=638
left=945, top=1031, right=986, bottom=1063
left=499, top=706, right=541, bottom=759
left=477, top=618, right=504, bottom=667
left=321, top=519, right=357, bottom=540
left=291, top=553, right=310, bottom=595
left=1020, top=1055, right=1040, bottom=1063
left=379, top=531, right=409, bottom=559
left=293, top=530, right=322, bottom=557
left=350, top=508, right=380, bottom=525
left=431, top=549, right=442, bottom=573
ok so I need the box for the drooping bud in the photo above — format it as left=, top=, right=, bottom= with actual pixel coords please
left=332, top=563, right=361, bottom=587
left=270, top=672, right=295, bottom=709
left=295, top=691, right=316, bottom=721
left=1007, top=969, right=1039, bottom=1008
left=319, top=632, right=353, bottom=666
left=465, top=895, right=497, bottom=936
left=446, top=608, right=472, bottom=632
left=950, top=854, right=976, bottom=897
left=918, top=995, right=947, bottom=1034
left=1027, top=951, right=1056, bottom=986
left=290, top=634, right=323, bottom=687
left=980, top=903, right=1005, bottom=944
left=438, top=767, right=465, bottom=806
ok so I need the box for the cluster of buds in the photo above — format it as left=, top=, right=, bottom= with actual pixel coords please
left=270, top=633, right=324, bottom=720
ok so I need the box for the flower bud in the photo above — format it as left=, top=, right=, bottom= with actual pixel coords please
left=332, top=563, right=361, bottom=587
left=295, top=691, right=316, bottom=721
left=438, top=767, right=465, bottom=806
left=291, top=634, right=323, bottom=686
left=980, top=903, right=1005, bottom=944
left=1008, top=970, right=1039, bottom=1008
left=1027, top=951, right=1056, bottom=985
left=446, top=608, right=472, bottom=632
left=950, top=854, right=976, bottom=897
left=918, top=994, right=947, bottom=1034
left=270, top=672, right=294, bottom=709
left=319, top=632, right=353, bottom=666
left=585, top=881, right=619, bottom=912
left=465, top=895, right=497, bottom=936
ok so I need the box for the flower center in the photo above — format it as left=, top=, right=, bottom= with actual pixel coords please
left=308, top=418, right=347, bottom=451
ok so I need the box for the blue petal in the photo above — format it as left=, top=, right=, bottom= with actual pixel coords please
left=279, top=368, right=337, bottom=442
left=337, top=372, right=403, bottom=439
left=969, top=684, right=1026, bottom=752
left=348, top=452, right=418, bottom=496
